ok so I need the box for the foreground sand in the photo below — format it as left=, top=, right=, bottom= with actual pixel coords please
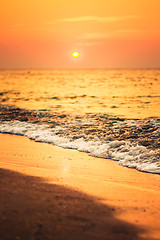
left=0, top=133, right=160, bottom=240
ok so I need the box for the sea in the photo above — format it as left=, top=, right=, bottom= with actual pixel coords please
left=0, top=69, right=160, bottom=174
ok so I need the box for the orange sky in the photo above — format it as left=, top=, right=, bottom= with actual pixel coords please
left=0, top=0, right=160, bottom=69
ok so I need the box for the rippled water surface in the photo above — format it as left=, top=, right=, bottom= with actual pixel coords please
left=0, top=69, right=160, bottom=118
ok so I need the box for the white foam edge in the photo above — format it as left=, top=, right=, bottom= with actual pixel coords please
left=0, top=121, right=159, bottom=174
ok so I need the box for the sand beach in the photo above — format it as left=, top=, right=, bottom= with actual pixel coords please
left=1, top=0, right=160, bottom=239
left=0, top=133, right=160, bottom=240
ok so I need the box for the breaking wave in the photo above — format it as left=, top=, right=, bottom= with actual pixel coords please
left=0, top=117, right=160, bottom=174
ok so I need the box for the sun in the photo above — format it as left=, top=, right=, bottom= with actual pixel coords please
left=72, top=51, right=79, bottom=58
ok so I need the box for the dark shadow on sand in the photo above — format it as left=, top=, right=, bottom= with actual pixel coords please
left=0, top=168, right=146, bottom=240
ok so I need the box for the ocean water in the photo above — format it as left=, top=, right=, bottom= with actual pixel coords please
left=0, top=69, right=160, bottom=174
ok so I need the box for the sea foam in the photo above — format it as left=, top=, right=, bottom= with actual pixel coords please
left=0, top=120, right=160, bottom=174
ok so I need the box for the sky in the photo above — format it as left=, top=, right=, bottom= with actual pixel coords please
left=0, top=0, right=160, bottom=69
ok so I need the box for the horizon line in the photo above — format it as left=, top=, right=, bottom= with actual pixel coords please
left=0, top=67, right=160, bottom=71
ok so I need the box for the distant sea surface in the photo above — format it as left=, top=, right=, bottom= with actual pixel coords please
left=0, top=69, right=160, bottom=118
left=0, top=69, right=160, bottom=174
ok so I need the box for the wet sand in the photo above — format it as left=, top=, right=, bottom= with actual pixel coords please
left=0, top=133, right=160, bottom=240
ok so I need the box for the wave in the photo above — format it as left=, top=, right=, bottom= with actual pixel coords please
left=0, top=119, right=160, bottom=174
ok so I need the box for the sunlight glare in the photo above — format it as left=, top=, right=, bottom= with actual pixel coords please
left=72, top=51, right=79, bottom=58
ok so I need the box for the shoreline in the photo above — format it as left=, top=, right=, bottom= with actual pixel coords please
left=0, top=108, right=160, bottom=175
left=0, top=133, right=160, bottom=239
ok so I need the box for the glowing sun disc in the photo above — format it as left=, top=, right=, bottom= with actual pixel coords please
left=72, top=51, right=79, bottom=58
